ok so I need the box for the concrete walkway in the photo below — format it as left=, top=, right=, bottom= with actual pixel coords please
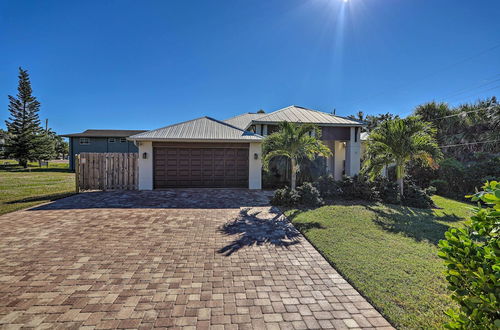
left=0, top=190, right=392, bottom=329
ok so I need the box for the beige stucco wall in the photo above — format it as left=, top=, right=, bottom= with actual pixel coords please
left=345, top=127, right=361, bottom=176
left=136, top=141, right=262, bottom=190
left=248, top=142, right=262, bottom=189
left=137, top=141, right=153, bottom=190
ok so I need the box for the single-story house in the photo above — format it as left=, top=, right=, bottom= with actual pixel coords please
left=128, top=105, right=365, bottom=190
left=61, top=129, right=147, bottom=170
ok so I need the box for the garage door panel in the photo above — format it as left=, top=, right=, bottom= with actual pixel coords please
left=154, top=145, right=249, bottom=188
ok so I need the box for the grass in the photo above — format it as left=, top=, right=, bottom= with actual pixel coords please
left=286, top=195, right=471, bottom=329
left=0, top=159, right=75, bottom=215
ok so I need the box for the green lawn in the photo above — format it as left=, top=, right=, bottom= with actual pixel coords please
left=0, top=160, right=75, bottom=215
left=286, top=196, right=471, bottom=330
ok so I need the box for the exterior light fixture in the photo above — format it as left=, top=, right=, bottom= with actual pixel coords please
left=142, top=152, right=148, bottom=159
left=254, top=153, right=259, bottom=160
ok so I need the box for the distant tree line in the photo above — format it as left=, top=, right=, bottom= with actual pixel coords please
left=352, top=96, right=500, bottom=200
left=2, top=67, right=68, bottom=167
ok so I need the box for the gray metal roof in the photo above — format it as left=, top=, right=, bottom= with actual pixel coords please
left=251, top=106, right=365, bottom=126
left=128, top=117, right=263, bottom=142
left=223, top=113, right=265, bottom=130
left=61, top=129, right=147, bottom=138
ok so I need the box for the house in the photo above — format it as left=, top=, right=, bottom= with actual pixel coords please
left=128, top=105, right=365, bottom=190
left=61, top=129, right=147, bottom=170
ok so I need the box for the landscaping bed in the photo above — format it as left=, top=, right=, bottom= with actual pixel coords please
left=285, top=195, right=471, bottom=329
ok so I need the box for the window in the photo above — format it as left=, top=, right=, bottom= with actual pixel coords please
left=108, top=138, right=116, bottom=143
left=79, top=138, right=90, bottom=145
left=120, top=138, right=127, bottom=143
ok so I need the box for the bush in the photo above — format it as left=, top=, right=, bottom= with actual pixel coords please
left=315, top=175, right=342, bottom=199
left=374, top=177, right=401, bottom=204
left=438, top=181, right=500, bottom=329
left=438, top=158, right=466, bottom=198
left=430, top=179, right=449, bottom=196
left=271, top=183, right=323, bottom=207
left=297, top=182, right=324, bottom=207
left=270, top=187, right=300, bottom=206
left=401, top=181, right=435, bottom=208
left=339, top=175, right=379, bottom=201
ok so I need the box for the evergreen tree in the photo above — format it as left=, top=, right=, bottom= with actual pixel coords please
left=53, top=135, right=69, bottom=159
left=4, top=67, right=46, bottom=167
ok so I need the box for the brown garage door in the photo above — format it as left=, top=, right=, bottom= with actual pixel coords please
left=153, top=142, right=249, bottom=188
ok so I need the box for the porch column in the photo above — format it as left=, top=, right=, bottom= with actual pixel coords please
left=333, top=141, right=345, bottom=180
left=324, top=140, right=334, bottom=176
left=138, top=141, right=153, bottom=190
left=345, top=127, right=361, bottom=177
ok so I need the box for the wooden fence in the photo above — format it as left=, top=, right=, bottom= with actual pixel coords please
left=76, top=153, right=138, bottom=191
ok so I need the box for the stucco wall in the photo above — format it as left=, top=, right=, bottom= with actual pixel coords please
left=136, top=141, right=262, bottom=190
left=248, top=143, right=262, bottom=189
left=137, top=141, right=153, bottom=190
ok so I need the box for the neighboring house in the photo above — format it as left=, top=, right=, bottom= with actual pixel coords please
left=61, top=129, right=147, bottom=170
left=128, top=105, right=364, bottom=190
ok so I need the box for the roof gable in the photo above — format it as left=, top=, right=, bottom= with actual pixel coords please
left=61, top=129, right=147, bottom=138
left=129, top=117, right=263, bottom=141
left=251, top=106, right=364, bottom=126
left=223, top=113, right=266, bottom=130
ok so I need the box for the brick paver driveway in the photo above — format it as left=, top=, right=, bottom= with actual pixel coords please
left=0, top=189, right=392, bottom=329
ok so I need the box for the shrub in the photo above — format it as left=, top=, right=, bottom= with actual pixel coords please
left=297, top=182, right=324, bottom=207
left=438, top=158, right=466, bottom=198
left=401, top=181, right=435, bottom=208
left=430, top=179, right=449, bottom=196
left=374, top=177, right=401, bottom=204
left=339, top=175, right=379, bottom=201
left=270, top=183, right=323, bottom=207
left=270, top=187, right=300, bottom=206
left=438, top=181, right=500, bottom=329
left=315, top=175, right=342, bottom=199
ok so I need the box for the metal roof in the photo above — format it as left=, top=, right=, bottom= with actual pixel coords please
left=61, top=129, right=147, bottom=138
left=223, top=113, right=266, bottom=130
left=128, top=117, right=263, bottom=142
left=251, top=105, right=365, bottom=127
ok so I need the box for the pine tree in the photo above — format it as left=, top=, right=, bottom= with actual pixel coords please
left=5, top=67, right=45, bottom=168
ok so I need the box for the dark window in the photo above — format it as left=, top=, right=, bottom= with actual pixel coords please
left=108, top=138, right=116, bottom=143
left=79, top=138, right=90, bottom=145
left=267, top=125, right=280, bottom=135
left=120, top=138, right=127, bottom=143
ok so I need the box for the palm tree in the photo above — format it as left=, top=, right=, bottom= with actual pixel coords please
left=362, top=116, right=442, bottom=196
left=263, top=122, right=332, bottom=190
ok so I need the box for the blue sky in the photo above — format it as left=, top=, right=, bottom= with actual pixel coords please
left=1, top=0, right=499, bottom=134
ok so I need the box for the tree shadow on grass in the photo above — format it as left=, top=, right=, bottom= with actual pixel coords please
left=363, top=203, right=465, bottom=245
left=218, top=207, right=301, bottom=256
left=282, top=209, right=325, bottom=232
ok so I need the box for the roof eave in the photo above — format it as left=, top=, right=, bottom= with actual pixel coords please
left=250, top=121, right=366, bottom=127
left=127, top=137, right=263, bottom=143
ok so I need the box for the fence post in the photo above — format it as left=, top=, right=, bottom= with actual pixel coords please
left=75, top=154, right=80, bottom=193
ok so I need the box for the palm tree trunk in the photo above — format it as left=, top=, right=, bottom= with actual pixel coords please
left=396, top=163, right=404, bottom=197
left=291, top=158, right=297, bottom=190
